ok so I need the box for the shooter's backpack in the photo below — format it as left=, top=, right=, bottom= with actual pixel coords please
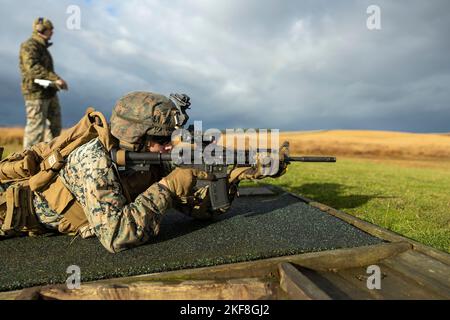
left=0, top=108, right=115, bottom=239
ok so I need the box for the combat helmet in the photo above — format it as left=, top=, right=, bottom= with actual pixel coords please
left=110, top=91, right=184, bottom=151
left=33, top=17, right=54, bottom=34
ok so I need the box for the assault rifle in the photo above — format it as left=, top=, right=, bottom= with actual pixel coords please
left=111, top=143, right=336, bottom=211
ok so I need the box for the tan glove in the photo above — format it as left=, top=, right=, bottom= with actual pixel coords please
left=230, top=141, right=290, bottom=181
left=159, top=168, right=210, bottom=198
left=272, top=141, right=289, bottom=178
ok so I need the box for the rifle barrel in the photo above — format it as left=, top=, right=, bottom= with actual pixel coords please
left=114, top=150, right=336, bottom=166
left=125, top=152, right=172, bottom=162
left=287, top=156, right=336, bottom=162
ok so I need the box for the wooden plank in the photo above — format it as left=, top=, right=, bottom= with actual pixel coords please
left=285, top=264, right=443, bottom=300
left=382, top=251, right=450, bottom=298
left=35, top=278, right=276, bottom=300
left=300, top=269, right=376, bottom=300
left=411, top=244, right=450, bottom=265
left=0, top=289, right=21, bottom=300
left=333, top=264, right=446, bottom=300
left=292, top=242, right=411, bottom=271
left=394, top=250, right=450, bottom=286
left=278, top=263, right=331, bottom=300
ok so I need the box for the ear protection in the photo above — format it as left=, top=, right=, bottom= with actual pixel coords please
left=35, top=17, right=45, bottom=33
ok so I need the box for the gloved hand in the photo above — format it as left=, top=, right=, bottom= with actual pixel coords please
left=159, top=168, right=210, bottom=198
left=172, top=185, right=217, bottom=220
left=272, top=140, right=289, bottom=178
left=229, top=141, right=290, bottom=181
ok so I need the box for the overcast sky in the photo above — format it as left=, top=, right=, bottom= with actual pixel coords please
left=0, top=0, right=449, bottom=132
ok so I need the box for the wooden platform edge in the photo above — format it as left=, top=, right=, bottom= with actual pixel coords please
left=278, top=262, right=331, bottom=300
left=1, top=241, right=411, bottom=300
left=18, top=279, right=278, bottom=300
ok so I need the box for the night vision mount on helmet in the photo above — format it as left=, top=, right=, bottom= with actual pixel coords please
left=169, top=93, right=191, bottom=129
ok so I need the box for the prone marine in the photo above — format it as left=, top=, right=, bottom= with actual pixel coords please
left=0, top=92, right=287, bottom=253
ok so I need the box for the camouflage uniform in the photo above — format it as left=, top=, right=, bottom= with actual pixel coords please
left=33, top=138, right=172, bottom=253
left=1, top=91, right=287, bottom=253
left=19, top=20, right=62, bottom=149
left=30, top=92, right=183, bottom=253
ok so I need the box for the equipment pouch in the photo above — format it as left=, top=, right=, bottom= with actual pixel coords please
left=41, top=176, right=89, bottom=236
left=0, top=149, right=40, bottom=183
left=0, top=191, right=7, bottom=232
left=0, top=182, right=46, bottom=238
left=57, top=203, right=90, bottom=236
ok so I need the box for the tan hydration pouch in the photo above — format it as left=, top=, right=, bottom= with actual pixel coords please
left=0, top=182, right=46, bottom=238
left=0, top=149, right=39, bottom=183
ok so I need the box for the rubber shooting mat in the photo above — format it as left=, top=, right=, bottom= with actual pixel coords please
left=0, top=188, right=382, bottom=292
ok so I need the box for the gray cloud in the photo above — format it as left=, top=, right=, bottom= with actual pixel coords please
left=0, top=0, right=449, bottom=132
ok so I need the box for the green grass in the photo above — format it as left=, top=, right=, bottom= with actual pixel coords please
left=244, top=158, right=450, bottom=253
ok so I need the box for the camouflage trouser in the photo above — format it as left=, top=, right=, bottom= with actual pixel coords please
left=23, top=96, right=62, bottom=149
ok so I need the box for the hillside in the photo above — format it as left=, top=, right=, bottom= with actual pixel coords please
left=282, top=130, right=450, bottom=160
left=1, top=128, right=450, bottom=161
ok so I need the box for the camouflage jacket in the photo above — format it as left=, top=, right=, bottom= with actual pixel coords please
left=19, top=34, right=60, bottom=100
left=33, top=138, right=173, bottom=253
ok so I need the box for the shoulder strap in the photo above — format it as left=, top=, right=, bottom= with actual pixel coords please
left=89, top=111, right=116, bottom=152
left=28, top=108, right=115, bottom=191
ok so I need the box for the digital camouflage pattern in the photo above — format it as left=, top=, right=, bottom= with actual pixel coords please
left=23, top=97, right=62, bottom=149
left=19, top=34, right=59, bottom=100
left=110, top=92, right=179, bottom=149
left=34, top=138, right=173, bottom=253
left=3, top=137, right=285, bottom=251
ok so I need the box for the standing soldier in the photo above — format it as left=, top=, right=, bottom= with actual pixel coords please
left=19, top=17, right=68, bottom=149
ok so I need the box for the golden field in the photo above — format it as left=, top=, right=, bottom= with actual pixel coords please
left=0, top=127, right=24, bottom=146
left=218, top=129, right=450, bottom=162
left=280, top=130, right=450, bottom=160
left=1, top=127, right=450, bottom=161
